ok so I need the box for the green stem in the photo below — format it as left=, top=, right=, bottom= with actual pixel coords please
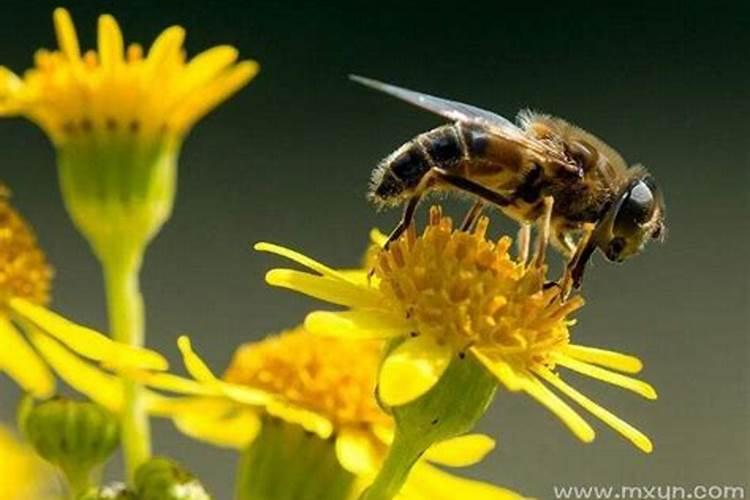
left=102, top=251, right=150, bottom=483
left=62, top=465, right=91, bottom=500
left=361, top=350, right=497, bottom=500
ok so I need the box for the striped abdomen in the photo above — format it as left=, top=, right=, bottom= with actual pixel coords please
left=368, top=122, right=525, bottom=206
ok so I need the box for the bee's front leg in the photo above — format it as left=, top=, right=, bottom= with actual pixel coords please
left=532, top=196, right=554, bottom=269
left=559, top=223, right=596, bottom=298
left=517, top=223, right=531, bottom=265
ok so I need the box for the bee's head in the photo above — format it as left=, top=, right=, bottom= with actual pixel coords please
left=596, top=170, right=665, bottom=263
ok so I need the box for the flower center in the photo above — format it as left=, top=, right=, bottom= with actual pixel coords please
left=0, top=188, right=52, bottom=312
left=374, top=207, right=583, bottom=370
left=223, top=327, right=390, bottom=430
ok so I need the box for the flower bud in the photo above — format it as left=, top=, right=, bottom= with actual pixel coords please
left=135, top=457, right=211, bottom=500
left=20, top=398, right=119, bottom=493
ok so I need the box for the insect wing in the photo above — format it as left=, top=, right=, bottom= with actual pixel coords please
left=350, top=75, right=525, bottom=139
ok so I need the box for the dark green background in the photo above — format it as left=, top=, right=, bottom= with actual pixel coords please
left=1, top=1, right=748, bottom=498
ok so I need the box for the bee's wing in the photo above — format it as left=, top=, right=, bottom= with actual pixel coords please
left=350, top=75, right=527, bottom=140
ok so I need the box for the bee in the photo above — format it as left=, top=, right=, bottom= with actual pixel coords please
left=353, top=75, right=665, bottom=289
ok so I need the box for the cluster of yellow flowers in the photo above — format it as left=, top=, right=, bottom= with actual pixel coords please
left=0, top=7, right=656, bottom=500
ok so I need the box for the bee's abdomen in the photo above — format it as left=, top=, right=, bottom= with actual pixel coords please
left=369, top=124, right=466, bottom=205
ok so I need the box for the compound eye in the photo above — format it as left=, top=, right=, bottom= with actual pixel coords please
left=614, top=180, right=654, bottom=234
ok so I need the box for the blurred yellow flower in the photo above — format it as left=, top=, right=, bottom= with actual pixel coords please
left=0, top=186, right=167, bottom=406
left=0, top=424, right=54, bottom=500
left=257, top=207, right=657, bottom=453
left=0, top=7, right=257, bottom=146
left=0, top=8, right=258, bottom=262
left=141, top=329, right=525, bottom=500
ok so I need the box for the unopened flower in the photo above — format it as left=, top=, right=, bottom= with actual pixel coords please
left=257, top=207, right=657, bottom=453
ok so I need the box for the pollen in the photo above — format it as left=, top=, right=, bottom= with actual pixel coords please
left=223, top=327, right=390, bottom=430
left=0, top=187, right=52, bottom=311
left=374, top=206, right=583, bottom=370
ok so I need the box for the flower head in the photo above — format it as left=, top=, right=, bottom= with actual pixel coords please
left=140, top=328, right=525, bottom=500
left=257, top=206, right=657, bottom=453
left=0, top=185, right=167, bottom=403
left=0, top=8, right=257, bottom=146
left=0, top=9, right=258, bottom=261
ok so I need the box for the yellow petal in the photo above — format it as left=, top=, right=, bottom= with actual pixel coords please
left=216, top=380, right=271, bottom=406
left=172, top=400, right=261, bottom=449
left=379, top=335, right=452, bottom=407
left=97, top=14, right=124, bottom=69
left=0, top=318, right=54, bottom=397
left=369, top=228, right=388, bottom=248
left=553, top=354, right=657, bottom=400
left=535, top=366, right=653, bottom=453
left=175, top=45, right=239, bottom=98
left=305, top=310, right=410, bottom=339
left=265, top=399, right=333, bottom=439
left=28, top=332, right=123, bottom=411
left=521, top=373, right=595, bottom=444
left=53, top=8, right=80, bottom=61
left=0, top=67, right=23, bottom=114
left=176, top=336, right=218, bottom=383
left=335, top=427, right=381, bottom=475
left=172, top=60, right=258, bottom=131
left=470, top=349, right=523, bottom=392
left=266, top=269, right=380, bottom=308
left=255, top=242, right=354, bottom=282
left=174, top=336, right=270, bottom=406
left=145, top=25, right=185, bottom=74
left=563, top=344, right=643, bottom=374
left=423, top=434, right=496, bottom=467
left=10, top=298, right=167, bottom=370
left=133, top=370, right=218, bottom=397
left=401, top=462, right=525, bottom=500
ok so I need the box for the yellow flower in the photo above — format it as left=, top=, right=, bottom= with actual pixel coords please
left=0, top=424, right=54, bottom=500
left=140, top=328, right=526, bottom=500
left=0, top=186, right=167, bottom=406
left=256, top=206, right=657, bottom=453
left=0, top=8, right=258, bottom=261
left=0, top=7, right=257, bottom=147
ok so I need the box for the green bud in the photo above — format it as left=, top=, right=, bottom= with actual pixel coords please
left=135, top=457, right=211, bottom=500
left=20, top=397, right=120, bottom=495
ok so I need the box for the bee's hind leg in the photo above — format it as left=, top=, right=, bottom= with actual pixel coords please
left=460, top=200, right=486, bottom=232
left=383, top=193, right=422, bottom=249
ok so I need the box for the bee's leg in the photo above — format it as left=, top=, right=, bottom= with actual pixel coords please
left=383, top=193, right=422, bottom=249
left=460, top=200, right=486, bottom=232
left=432, top=169, right=513, bottom=208
left=517, top=223, right=531, bottom=265
left=551, top=229, right=576, bottom=260
left=559, top=223, right=596, bottom=297
left=532, top=196, right=554, bottom=269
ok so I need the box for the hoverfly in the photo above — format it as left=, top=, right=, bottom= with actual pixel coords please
left=352, top=75, right=665, bottom=289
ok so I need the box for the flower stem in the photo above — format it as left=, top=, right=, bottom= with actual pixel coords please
left=102, top=250, right=150, bottom=483
left=361, top=350, right=497, bottom=500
